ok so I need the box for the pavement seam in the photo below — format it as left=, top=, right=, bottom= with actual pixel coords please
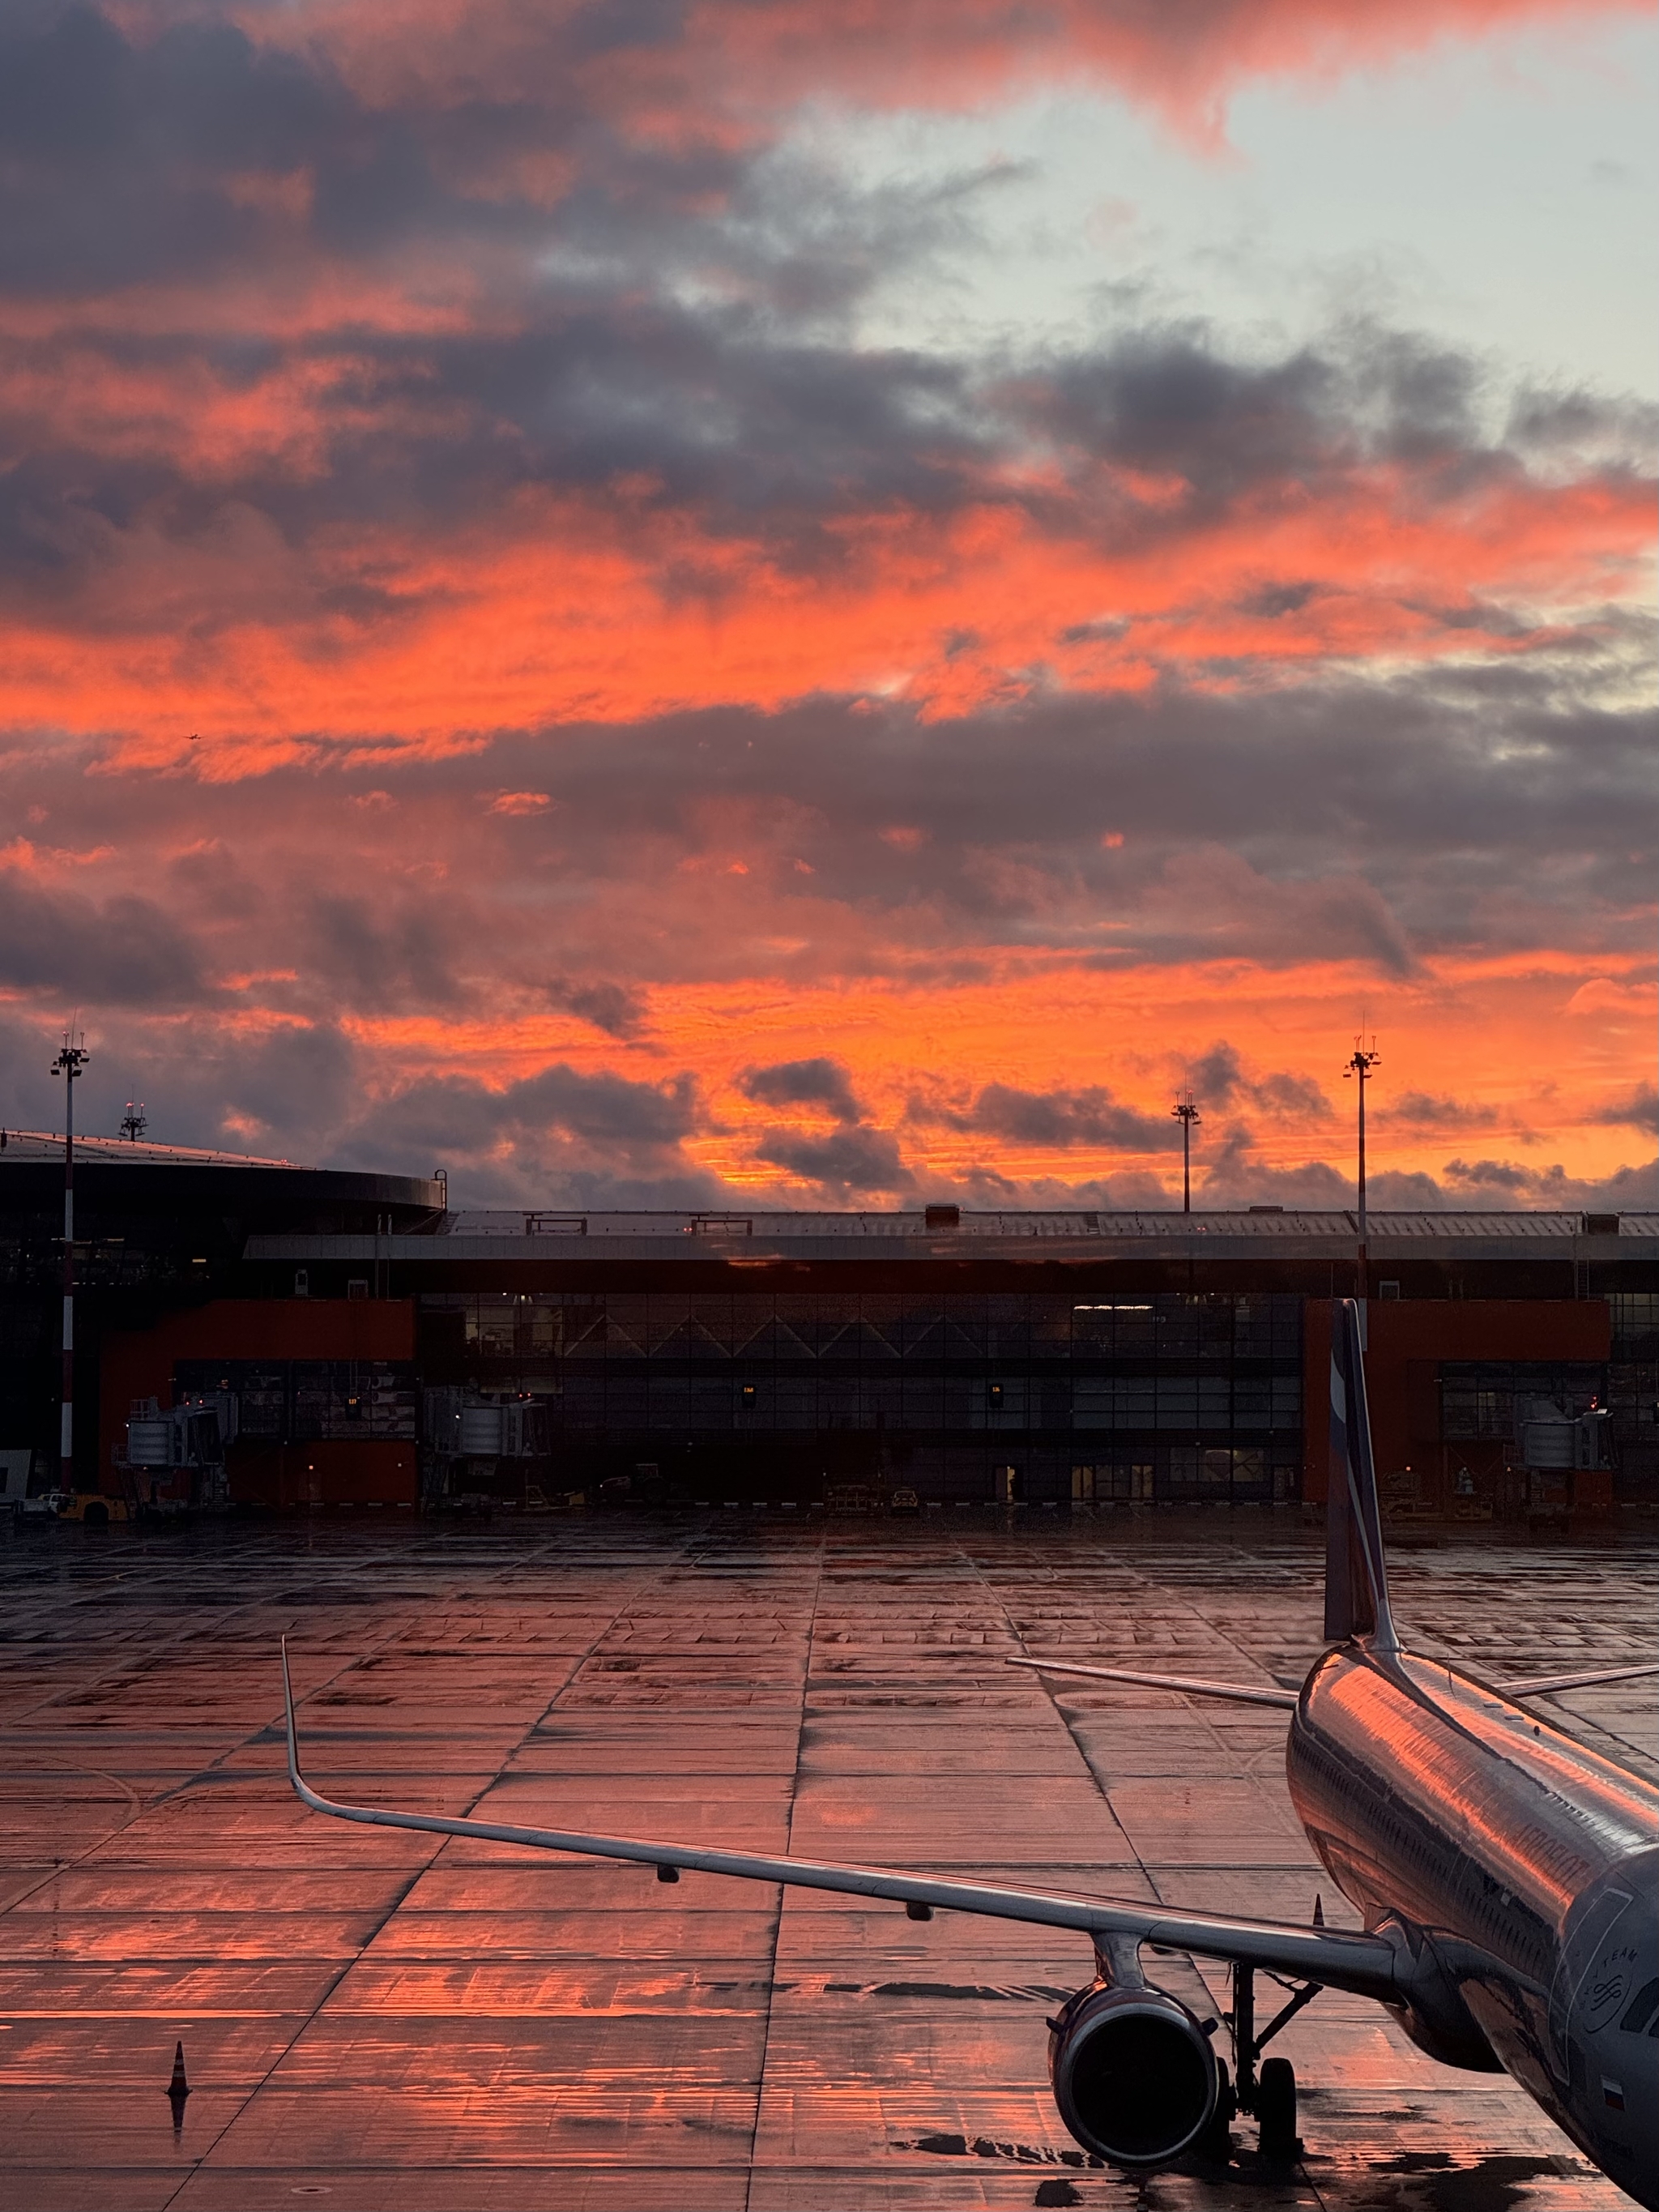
left=148, top=1527, right=684, bottom=2206
left=743, top=1526, right=825, bottom=2212
left=1, top=1525, right=433, bottom=1724
left=0, top=1539, right=434, bottom=1930
left=962, top=1531, right=1153, bottom=1938
left=966, top=1540, right=1342, bottom=2197
left=5, top=1519, right=1653, bottom=2206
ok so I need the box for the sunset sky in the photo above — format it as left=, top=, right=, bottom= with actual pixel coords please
left=2, top=0, right=1653, bottom=1207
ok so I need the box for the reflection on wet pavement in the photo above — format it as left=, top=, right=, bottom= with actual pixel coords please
left=0, top=1513, right=1652, bottom=2210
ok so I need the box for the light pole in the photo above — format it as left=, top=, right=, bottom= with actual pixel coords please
left=1171, top=1091, right=1201, bottom=1214
left=51, top=1031, right=88, bottom=1497
left=1344, top=1038, right=1380, bottom=1304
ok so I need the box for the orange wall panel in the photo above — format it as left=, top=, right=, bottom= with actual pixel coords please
left=1302, top=1299, right=1610, bottom=1503
left=99, top=1300, right=416, bottom=1487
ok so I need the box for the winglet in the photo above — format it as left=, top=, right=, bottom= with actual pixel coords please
left=1325, top=1299, right=1397, bottom=1653
left=281, top=1636, right=323, bottom=1811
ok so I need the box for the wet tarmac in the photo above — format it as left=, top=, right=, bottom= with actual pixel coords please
left=1, top=1510, right=1653, bottom=2211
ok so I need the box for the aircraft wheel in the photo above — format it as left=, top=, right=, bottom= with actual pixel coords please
left=1256, top=2057, right=1299, bottom=2159
left=1195, top=2056, right=1235, bottom=2163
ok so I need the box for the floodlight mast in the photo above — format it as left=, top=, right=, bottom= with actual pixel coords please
left=51, top=1031, right=88, bottom=1496
left=1171, top=1091, right=1201, bottom=1214
left=1343, top=1039, right=1380, bottom=1302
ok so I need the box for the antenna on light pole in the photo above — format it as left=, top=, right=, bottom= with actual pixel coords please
left=51, top=1026, right=89, bottom=1499
left=1343, top=1036, right=1380, bottom=1305
left=1171, top=1089, right=1201, bottom=1215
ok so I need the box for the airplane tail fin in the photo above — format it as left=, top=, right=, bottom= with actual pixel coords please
left=1324, top=1299, right=1397, bottom=1651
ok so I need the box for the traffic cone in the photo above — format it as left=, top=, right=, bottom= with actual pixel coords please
left=168, top=2040, right=190, bottom=2131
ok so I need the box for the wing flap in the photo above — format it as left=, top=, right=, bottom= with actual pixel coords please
left=281, top=1643, right=1393, bottom=1998
left=1007, top=1656, right=1297, bottom=1710
left=1499, top=1662, right=1659, bottom=1697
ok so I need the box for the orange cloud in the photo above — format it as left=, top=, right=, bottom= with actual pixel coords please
left=2, top=454, right=1647, bottom=774
left=486, top=790, right=555, bottom=814
left=0, top=1, right=1649, bottom=1206
left=232, top=0, right=1648, bottom=146
left=325, top=946, right=1653, bottom=1197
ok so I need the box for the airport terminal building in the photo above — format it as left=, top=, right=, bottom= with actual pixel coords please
left=2, top=1134, right=1655, bottom=1515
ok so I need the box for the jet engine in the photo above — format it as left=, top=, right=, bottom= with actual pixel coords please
left=1048, top=1982, right=1220, bottom=2167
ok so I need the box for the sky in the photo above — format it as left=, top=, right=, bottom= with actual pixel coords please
left=1, top=0, right=1653, bottom=1210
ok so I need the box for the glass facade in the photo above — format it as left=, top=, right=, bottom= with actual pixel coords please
left=418, top=1289, right=1303, bottom=1503
left=1608, top=1294, right=1659, bottom=1358
left=173, top=1358, right=418, bottom=1441
left=1439, top=1361, right=1606, bottom=1440
left=1605, top=1294, right=1659, bottom=1497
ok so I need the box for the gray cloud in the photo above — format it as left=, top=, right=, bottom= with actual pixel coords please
left=738, top=1056, right=862, bottom=1122
left=498, top=1065, right=700, bottom=1146
left=1024, top=335, right=1341, bottom=515
left=544, top=977, right=650, bottom=1039
left=0, top=6, right=1651, bottom=1209
left=1382, top=1089, right=1483, bottom=1129
left=1179, top=1147, right=1657, bottom=1215
left=1591, top=1084, right=1659, bottom=1138
left=13, top=294, right=1644, bottom=622
left=2, top=668, right=1653, bottom=1038
left=1443, top=1156, right=1529, bottom=1191
left=0, top=7, right=350, bottom=295
left=220, top=1019, right=357, bottom=1152
left=1251, top=1070, right=1334, bottom=1121
left=751, top=1125, right=913, bottom=1197
left=1179, top=1044, right=1330, bottom=1123
left=5, top=969, right=1649, bottom=1212
left=333, top=1061, right=709, bottom=1202
left=1187, top=1042, right=1243, bottom=1104
left=465, top=684, right=1648, bottom=969
left=305, top=895, right=456, bottom=1010
left=2, top=10, right=1650, bottom=634
left=0, top=868, right=207, bottom=1007
left=1437, top=1155, right=1658, bottom=1209
left=947, top=1082, right=1178, bottom=1151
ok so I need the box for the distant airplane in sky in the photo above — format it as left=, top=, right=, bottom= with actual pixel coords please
left=284, top=1301, right=1658, bottom=2202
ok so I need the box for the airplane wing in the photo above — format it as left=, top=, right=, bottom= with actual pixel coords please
left=1005, top=1656, right=1298, bottom=1709
left=1498, top=1662, right=1659, bottom=1697
left=280, top=1642, right=1397, bottom=2000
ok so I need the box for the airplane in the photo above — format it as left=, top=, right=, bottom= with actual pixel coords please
left=283, top=1300, right=1659, bottom=2202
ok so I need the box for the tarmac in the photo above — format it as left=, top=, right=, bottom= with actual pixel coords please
left=0, top=1508, right=1653, bottom=2211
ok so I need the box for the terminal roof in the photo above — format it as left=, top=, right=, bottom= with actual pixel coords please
left=0, top=1128, right=305, bottom=1168
left=436, top=1207, right=1655, bottom=1241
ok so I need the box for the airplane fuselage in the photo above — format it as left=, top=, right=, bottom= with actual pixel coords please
left=1288, top=1645, right=1659, bottom=2208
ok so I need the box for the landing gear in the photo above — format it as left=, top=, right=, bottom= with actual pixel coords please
left=1196, top=2056, right=1237, bottom=2163
left=1227, top=1963, right=1316, bottom=2161
left=1256, top=2056, right=1299, bottom=2159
